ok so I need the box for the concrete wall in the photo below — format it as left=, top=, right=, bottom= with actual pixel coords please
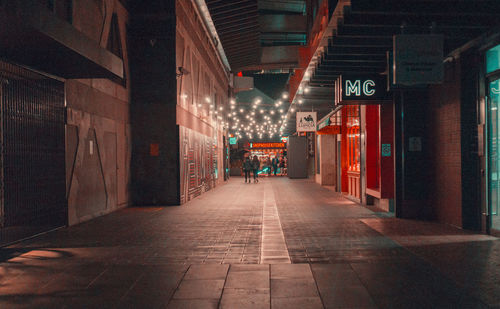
left=176, top=0, right=230, bottom=202
left=128, top=1, right=179, bottom=206
left=315, top=134, right=337, bottom=186
left=66, top=0, right=131, bottom=225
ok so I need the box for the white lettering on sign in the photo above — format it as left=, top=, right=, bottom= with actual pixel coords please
left=345, top=80, right=376, bottom=96
left=363, top=80, right=376, bottom=96
left=346, top=80, right=361, bottom=96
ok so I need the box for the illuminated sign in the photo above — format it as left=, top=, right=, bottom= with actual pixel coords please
left=250, top=142, right=285, bottom=148
left=296, top=112, right=317, bottom=132
left=281, top=137, right=288, bottom=143
left=229, top=137, right=237, bottom=145
left=335, top=74, right=388, bottom=105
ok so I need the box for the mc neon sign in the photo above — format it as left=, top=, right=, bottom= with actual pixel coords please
left=345, top=80, right=376, bottom=96
left=335, top=74, right=388, bottom=105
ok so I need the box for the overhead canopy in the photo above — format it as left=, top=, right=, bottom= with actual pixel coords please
left=283, top=0, right=500, bottom=136
left=311, top=0, right=500, bottom=88
left=0, top=1, right=123, bottom=80
left=206, top=0, right=307, bottom=71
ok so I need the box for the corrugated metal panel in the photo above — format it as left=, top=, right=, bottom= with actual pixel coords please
left=206, top=0, right=261, bottom=71
left=0, top=60, right=66, bottom=246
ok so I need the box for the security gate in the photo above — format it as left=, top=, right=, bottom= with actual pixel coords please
left=0, top=61, right=66, bottom=246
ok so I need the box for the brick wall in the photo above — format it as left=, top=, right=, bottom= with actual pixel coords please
left=428, top=59, right=462, bottom=227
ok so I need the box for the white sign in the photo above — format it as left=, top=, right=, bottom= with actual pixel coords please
left=393, top=35, right=443, bottom=85
left=346, top=80, right=376, bottom=96
left=296, top=112, right=317, bottom=132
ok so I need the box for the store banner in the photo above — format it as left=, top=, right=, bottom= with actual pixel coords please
left=296, top=112, right=317, bottom=132
left=393, top=34, right=443, bottom=85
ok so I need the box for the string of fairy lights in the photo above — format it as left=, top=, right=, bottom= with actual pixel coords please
left=227, top=91, right=305, bottom=140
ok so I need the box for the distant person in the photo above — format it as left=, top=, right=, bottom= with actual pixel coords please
left=272, top=156, right=279, bottom=176
left=243, top=156, right=252, bottom=183
left=252, top=156, right=260, bottom=183
left=279, top=157, right=285, bottom=176
left=266, top=157, right=271, bottom=176
left=283, top=157, right=288, bottom=176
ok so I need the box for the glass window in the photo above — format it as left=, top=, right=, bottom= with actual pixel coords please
left=486, top=45, right=500, bottom=74
left=489, top=78, right=500, bottom=230
left=346, top=106, right=360, bottom=172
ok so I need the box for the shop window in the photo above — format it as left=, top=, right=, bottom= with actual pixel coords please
left=346, top=106, right=360, bottom=172
left=487, top=45, right=500, bottom=74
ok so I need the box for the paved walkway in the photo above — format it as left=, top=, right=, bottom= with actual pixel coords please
left=1, top=177, right=499, bottom=308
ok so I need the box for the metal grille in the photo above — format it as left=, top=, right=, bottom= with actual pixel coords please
left=0, top=60, right=66, bottom=245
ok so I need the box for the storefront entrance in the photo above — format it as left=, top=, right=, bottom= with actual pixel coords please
left=487, top=45, right=500, bottom=232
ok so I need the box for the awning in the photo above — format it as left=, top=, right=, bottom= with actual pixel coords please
left=316, top=106, right=342, bottom=130
left=316, top=106, right=342, bottom=135
left=0, top=1, right=123, bottom=80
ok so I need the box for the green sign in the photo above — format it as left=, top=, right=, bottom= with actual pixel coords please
left=381, top=144, right=391, bottom=157
left=229, top=137, right=237, bottom=145
left=317, top=118, right=330, bottom=130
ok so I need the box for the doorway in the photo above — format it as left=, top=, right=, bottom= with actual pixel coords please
left=488, top=77, right=500, bottom=231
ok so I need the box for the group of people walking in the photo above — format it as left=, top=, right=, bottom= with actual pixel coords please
left=242, top=155, right=286, bottom=183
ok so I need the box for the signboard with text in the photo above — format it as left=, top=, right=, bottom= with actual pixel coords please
left=250, top=142, right=285, bottom=149
left=393, top=35, right=443, bottom=85
left=296, top=112, right=317, bottom=132
left=335, top=74, right=388, bottom=105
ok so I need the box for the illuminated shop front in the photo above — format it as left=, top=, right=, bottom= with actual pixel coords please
left=341, top=106, right=360, bottom=200
left=248, top=142, right=286, bottom=174
left=335, top=74, right=394, bottom=204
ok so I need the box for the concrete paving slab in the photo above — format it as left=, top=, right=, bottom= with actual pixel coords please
left=172, top=279, right=225, bottom=300
left=272, top=297, right=324, bottom=309
left=271, top=278, right=319, bottom=298
left=220, top=290, right=270, bottom=309
left=166, top=299, right=219, bottom=309
left=225, top=270, right=269, bottom=289
left=271, top=263, right=313, bottom=279
left=1, top=177, right=499, bottom=307
left=184, top=264, right=229, bottom=280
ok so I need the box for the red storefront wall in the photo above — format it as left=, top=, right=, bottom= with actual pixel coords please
left=365, top=105, right=394, bottom=200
